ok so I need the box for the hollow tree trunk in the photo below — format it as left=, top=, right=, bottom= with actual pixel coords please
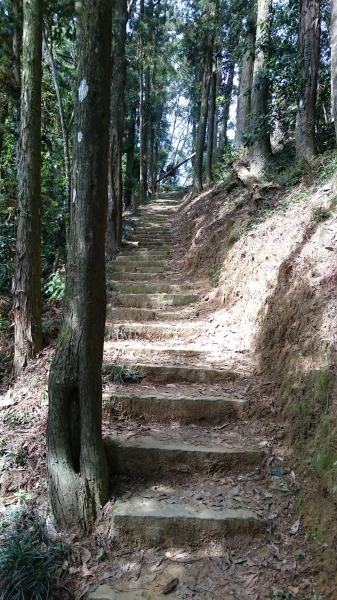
left=193, top=36, right=213, bottom=194
left=296, top=0, right=320, bottom=160
left=235, top=10, right=256, bottom=149
left=47, top=0, right=112, bottom=533
left=249, top=0, right=272, bottom=177
left=12, top=0, right=42, bottom=373
left=107, top=0, right=127, bottom=255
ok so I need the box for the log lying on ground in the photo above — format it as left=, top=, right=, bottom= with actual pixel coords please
left=156, top=152, right=196, bottom=185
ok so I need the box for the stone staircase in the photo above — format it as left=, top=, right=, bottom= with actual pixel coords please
left=103, top=191, right=267, bottom=551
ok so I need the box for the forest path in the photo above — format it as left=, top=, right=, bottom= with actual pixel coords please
left=88, top=192, right=312, bottom=599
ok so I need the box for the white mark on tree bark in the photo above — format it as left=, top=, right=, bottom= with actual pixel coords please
left=78, top=79, right=88, bottom=102
left=72, top=188, right=77, bottom=203
left=78, top=131, right=83, bottom=143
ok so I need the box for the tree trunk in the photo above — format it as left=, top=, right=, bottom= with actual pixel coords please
left=205, top=61, right=217, bottom=185
left=235, top=11, right=256, bottom=149
left=12, top=0, right=42, bottom=373
left=12, top=0, right=22, bottom=92
left=138, top=0, right=148, bottom=205
left=218, top=52, right=235, bottom=157
left=193, top=37, right=213, bottom=194
left=148, top=123, right=155, bottom=193
left=0, top=96, right=8, bottom=163
left=331, top=0, right=337, bottom=139
left=47, top=0, right=112, bottom=533
left=43, top=24, right=71, bottom=211
left=249, top=0, right=272, bottom=177
left=124, top=103, right=136, bottom=209
left=107, top=0, right=127, bottom=255
left=296, top=0, right=320, bottom=160
left=212, top=66, right=219, bottom=160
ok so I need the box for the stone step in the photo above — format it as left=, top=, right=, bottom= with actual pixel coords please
left=135, top=240, right=171, bottom=247
left=133, top=227, right=171, bottom=233
left=133, top=232, right=171, bottom=239
left=112, top=498, right=266, bottom=549
left=115, top=256, right=168, bottom=264
left=110, top=293, right=199, bottom=308
left=105, top=321, right=202, bottom=337
left=105, top=341, right=206, bottom=363
left=103, top=391, right=248, bottom=424
left=137, top=245, right=172, bottom=252
left=109, top=282, right=191, bottom=294
left=118, top=249, right=171, bottom=257
left=107, top=307, right=186, bottom=321
left=110, top=265, right=173, bottom=273
left=105, top=362, right=237, bottom=383
left=109, top=271, right=173, bottom=281
left=105, top=436, right=261, bottom=479
left=137, top=215, right=171, bottom=221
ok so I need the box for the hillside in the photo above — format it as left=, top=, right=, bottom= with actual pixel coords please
left=1, top=156, right=337, bottom=598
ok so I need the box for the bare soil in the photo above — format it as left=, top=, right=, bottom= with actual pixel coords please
left=1, top=172, right=337, bottom=598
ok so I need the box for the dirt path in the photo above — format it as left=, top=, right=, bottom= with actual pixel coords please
left=0, top=191, right=325, bottom=599
left=86, top=192, right=320, bottom=600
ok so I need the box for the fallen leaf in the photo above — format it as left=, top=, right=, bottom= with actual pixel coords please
left=163, top=578, right=179, bottom=594
left=290, top=518, right=300, bottom=535
left=271, top=467, right=287, bottom=477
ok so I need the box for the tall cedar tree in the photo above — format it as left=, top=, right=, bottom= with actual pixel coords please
left=107, top=0, right=127, bottom=254
left=193, top=34, right=213, bottom=193
left=332, top=0, right=337, bottom=139
left=12, top=0, right=43, bottom=373
left=296, top=0, right=320, bottom=159
left=47, top=0, right=112, bottom=531
left=235, top=6, right=256, bottom=149
left=249, top=0, right=272, bottom=176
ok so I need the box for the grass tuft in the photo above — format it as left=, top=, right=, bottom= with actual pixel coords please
left=105, top=364, right=145, bottom=384
left=0, top=507, right=67, bottom=599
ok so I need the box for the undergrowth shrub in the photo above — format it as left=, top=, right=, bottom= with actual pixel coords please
left=0, top=507, right=67, bottom=599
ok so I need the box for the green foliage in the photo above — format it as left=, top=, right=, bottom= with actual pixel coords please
left=43, top=269, right=65, bottom=301
left=0, top=507, right=66, bottom=599
left=0, top=187, right=16, bottom=295
left=312, top=206, right=332, bottom=222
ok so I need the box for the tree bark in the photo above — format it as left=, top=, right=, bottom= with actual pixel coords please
left=124, top=102, right=137, bottom=209
left=138, top=0, right=149, bottom=205
left=235, top=11, right=256, bottom=149
left=12, top=0, right=22, bottom=92
left=107, top=0, right=127, bottom=255
left=47, top=0, right=112, bottom=533
left=218, top=51, right=236, bottom=157
left=43, top=23, right=71, bottom=212
left=124, top=103, right=137, bottom=209
left=0, top=95, right=9, bottom=163
left=206, top=60, right=217, bottom=185
left=212, top=66, right=219, bottom=160
left=296, top=0, right=320, bottom=160
left=193, top=36, right=213, bottom=194
left=332, top=0, right=337, bottom=140
left=249, top=0, right=272, bottom=177
left=12, top=0, right=42, bottom=373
